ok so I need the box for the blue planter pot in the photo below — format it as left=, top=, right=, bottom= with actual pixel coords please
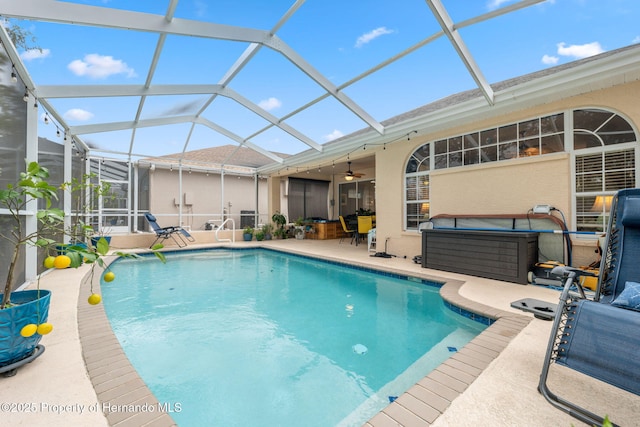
left=0, top=290, right=51, bottom=367
left=91, top=236, right=112, bottom=247
left=56, top=242, right=88, bottom=255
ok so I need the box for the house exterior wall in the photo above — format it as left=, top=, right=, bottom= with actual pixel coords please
left=430, top=153, right=571, bottom=217
left=148, top=169, right=267, bottom=231
left=372, top=79, right=640, bottom=265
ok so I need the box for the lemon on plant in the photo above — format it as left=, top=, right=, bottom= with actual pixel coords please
left=43, top=256, right=56, bottom=269
left=103, top=271, right=115, bottom=282
left=20, top=324, right=38, bottom=337
left=53, top=254, right=71, bottom=269
left=88, top=294, right=102, bottom=305
left=37, top=323, right=53, bottom=335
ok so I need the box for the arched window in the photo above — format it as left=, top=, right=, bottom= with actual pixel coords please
left=573, top=109, right=637, bottom=233
left=404, top=108, right=637, bottom=232
left=405, top=144, right=430, bottom=229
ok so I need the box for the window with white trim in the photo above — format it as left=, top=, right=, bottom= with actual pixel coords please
left=433, top=113, right=564, bottom=169
left=405, top=144, right=430, bottom=230
left=574, top=109, right=637, bottom=233
left=404, top=108, right=637, bottom=232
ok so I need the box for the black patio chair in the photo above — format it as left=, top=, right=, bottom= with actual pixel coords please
left=538, top=188, right=640, bottom=426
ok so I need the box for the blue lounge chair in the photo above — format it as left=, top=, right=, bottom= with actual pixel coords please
left=144, top=213, right=195, bottom=248
left=538, top=189, right=640, bottom=426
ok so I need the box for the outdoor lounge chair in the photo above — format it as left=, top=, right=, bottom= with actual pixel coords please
left=538, top=188, right=640, bottom=427
left=144, top=213, right=195, bottom=248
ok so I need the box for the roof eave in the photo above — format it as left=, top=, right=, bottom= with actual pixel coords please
left=258, top=45, right=640, bottom=174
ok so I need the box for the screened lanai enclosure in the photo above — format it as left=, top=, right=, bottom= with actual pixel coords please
left=2, top=0, right=639, bottom=291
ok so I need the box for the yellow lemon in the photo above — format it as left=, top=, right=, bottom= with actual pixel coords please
left=53, top=255, right=71, bottom=269
left=37, top=323, right=53, bottom=335
left=88, top=294, right=102, bottom=305
left=20, top=324, right=38, bottom=337
left=103, top=271, right=115, bottom=282
left=43, top=256, right=56, bottom=269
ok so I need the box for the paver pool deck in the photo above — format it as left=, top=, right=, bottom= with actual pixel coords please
left=1, top=238, right=637, bottom=426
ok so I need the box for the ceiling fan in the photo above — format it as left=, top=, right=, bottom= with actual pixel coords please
left=342, top=161, right=365, bottom=181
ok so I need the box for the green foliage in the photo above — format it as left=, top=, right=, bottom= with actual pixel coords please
left=63, top=172, right=112, bottom=242
left=1, top=161, right=165, bottom=309
left=150, top=244, right=167, bottom=263
left=271, top=212, right=286, bottom=226
left=1, top=162, right=65, bottom=307
left=4, top=19, right=41, bottom=52
left=271, top=212, right=287, bottom=239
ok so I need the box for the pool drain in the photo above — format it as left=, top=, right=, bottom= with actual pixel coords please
left=352, top=344, right=368, bottom=355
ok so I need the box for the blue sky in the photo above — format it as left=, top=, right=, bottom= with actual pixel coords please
left=11, top=0, right=640, bottom=158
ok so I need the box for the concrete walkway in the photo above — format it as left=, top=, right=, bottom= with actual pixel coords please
left=1, top=239, right=637, bottom=426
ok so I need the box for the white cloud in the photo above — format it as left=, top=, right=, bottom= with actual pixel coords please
left=487, top=0, right=554, bottom=11
left=633, top=36, right=640, bottom=44
left=486, top=0, right=512, bottom=10
left=68, top=53, right=136, bottom=79
left=63, top=108, right=94, bottom=121
left=556, top=41, right=604, bottom=59
left=258, top=97, right=282, bottom=111
left=194, top=0, right=207, bottom=17
left=324, top=129, right=344, bottom=142
left=541, top=54, right=559, bottom=65
left=355, top=27, right=394, bottom=48
left=21, top=48, right=51, bottom=61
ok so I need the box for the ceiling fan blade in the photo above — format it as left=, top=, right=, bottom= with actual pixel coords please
left=343, top=161, right=366, bottom=176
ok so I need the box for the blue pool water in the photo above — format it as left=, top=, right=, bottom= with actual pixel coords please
left=102, top=249, right=486, bottom=426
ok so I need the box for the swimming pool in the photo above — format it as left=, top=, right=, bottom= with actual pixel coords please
left=102, top=248, right=487, bottom=426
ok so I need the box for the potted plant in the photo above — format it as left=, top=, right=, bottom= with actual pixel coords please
left=0, top=162, right=164, bottom=376
left=242, top=226, right=254, bottom=241
left=273, top=227, right=286, bottom=239
left=294, top=217, right=305, bottom=240
left=262, top=223, right=273, bottom=240
left=271, top=212, right=287, bottom=239
left=255, top=230, right=265, bottom=241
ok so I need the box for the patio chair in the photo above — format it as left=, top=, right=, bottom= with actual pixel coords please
left=357, top=215, right=373, bottom=246
left=538, top=188, right=640, bottom=427
left=339, top=216, right=355, bottom=244
left=144, top=213, right=195, bottom=248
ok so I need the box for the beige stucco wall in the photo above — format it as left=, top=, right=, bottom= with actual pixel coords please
left=372, top=79, right=640, bottom=263
left=430, top=153, right=571, bottom=216
left=258, top=79, right=639, bottom=266
left=149, top=169, right=268, bottom=231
